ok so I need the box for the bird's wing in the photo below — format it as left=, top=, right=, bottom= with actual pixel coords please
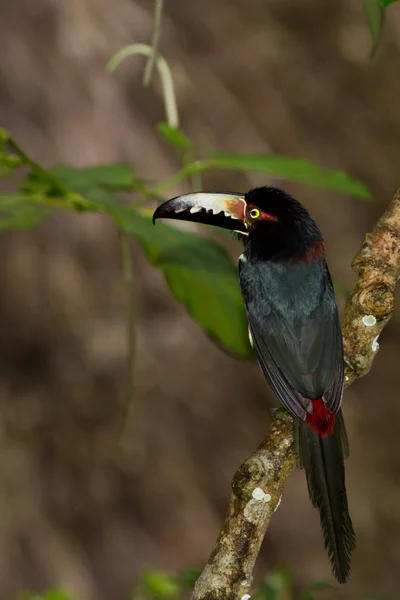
left=240, top=260, right=343, bottom=420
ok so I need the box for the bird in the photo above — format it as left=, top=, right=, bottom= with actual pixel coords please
left=153, top=185, right=355, bottom=583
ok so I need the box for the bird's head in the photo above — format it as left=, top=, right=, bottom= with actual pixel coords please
left=153, top=186, right=324, bottom=262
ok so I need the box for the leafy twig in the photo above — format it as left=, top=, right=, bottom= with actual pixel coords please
left=0, top=128, right=68, bottom=196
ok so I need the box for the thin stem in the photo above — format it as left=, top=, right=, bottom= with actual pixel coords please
left=181, top=148, right=203, bottom=192
left=0, top=191, right=102, bottom=212
left=118, top=233, right=136, bottom=440
left=142, top=0, right=164, bottom=86
left=107, top=41, right=183, bottom=442
left=107, top=44, right=179, bottom=127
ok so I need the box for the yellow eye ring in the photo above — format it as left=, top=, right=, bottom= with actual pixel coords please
left=249, top=208, right=260, bottom=219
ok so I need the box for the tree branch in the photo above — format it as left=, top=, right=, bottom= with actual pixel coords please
left=192, top=189, right=400, bottom=600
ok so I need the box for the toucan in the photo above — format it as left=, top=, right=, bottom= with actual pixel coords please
left=153, top=186, right=355, bottom=583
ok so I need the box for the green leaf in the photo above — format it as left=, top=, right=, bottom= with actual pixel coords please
left=299, top=580, right=335, bottom=599
left=135, top=216, right=252, bottom=358
left=0, top=153, right=24, bottom=178
left=0, top=128, right=9, bottom=143
left=20, top=163, right=136, bottom=211
left=20, top=172, right=59, bottom=196
left=19, top=590, right=74, bottom=600
left=141, top=568, right=180, bottom=600
left=364, top=0, right=384, bottom=54
left=304, top=581, right=335, bottom=591
left=257, top=567, right=293, bottom=600
left=49, top=163, right=136, bottom=193
left=89, top=190, right=253, bottom=359
left=333, top=280, right=350, bottom=298
left=380, top=0, right=398, bottom=6
left=0, top=164, right=13, bottom=178
left=264, top=566, right=293, bottom=589
left=125, top=212, right=252, bottom=359
left=0, top=155, right=23, bottom=169
left=178, top=568, right=201, bottom=590
left=0, top=200, right=50, bottom=231
left=157, top=123, right=193, bottom=151
left=0, top=193, right=37, bottom=207
left=205, top=152, right=372, bottom=199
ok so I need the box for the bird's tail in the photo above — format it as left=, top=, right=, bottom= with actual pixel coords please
left=295, top=407, right=356, bottom=584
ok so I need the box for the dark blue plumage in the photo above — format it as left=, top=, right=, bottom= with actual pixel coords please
left=153, top=185, right=356, bottom=583
left=239, top=257, right=343, bottom=418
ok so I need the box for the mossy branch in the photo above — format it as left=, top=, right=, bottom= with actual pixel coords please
left=191, top=189, right=400, bottom=600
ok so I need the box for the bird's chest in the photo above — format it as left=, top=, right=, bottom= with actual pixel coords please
left=239, top=257, right=325, bottom=321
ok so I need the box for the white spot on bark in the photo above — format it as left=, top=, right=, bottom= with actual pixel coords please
left=239, top=254, right=247, bottom=262
left=345, top=376, right=349, bottom=382
left=241, top=581, right=248, bottom=587
left=362, top=314, right=376, bottom=327
left=241, top=594, right=251, bottom=600
left=251, top=487, right=271, bottom=503
left=274, top=495, right=282, bottom=512
left=252, top=487, right=265, bottom=500
left=372, top=335, right=380, bottom=351
left=245, top=489, right=271, bottom=522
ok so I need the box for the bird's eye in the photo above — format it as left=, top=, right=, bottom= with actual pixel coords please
left=249, top=208, right=260, bottom=219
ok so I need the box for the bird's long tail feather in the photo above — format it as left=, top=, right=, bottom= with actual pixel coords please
left=295, top=408, right=356, bottom=583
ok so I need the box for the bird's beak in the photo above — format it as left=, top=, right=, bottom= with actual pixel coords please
left=152, top=192, right=248, bottom=233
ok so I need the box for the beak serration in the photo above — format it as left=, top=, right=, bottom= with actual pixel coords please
left=152, top=192, right=247, bottom=232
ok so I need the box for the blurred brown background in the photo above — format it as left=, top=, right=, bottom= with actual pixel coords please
left=1, top=0, right=400, bottom=598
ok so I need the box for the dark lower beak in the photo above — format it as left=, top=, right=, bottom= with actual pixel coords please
left=153, top=192, right=248, bottom=233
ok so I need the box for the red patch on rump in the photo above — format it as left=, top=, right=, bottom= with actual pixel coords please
left=306, top=399, right=335, bottom=437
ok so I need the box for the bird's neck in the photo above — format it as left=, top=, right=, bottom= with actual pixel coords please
left=244, top=220, right=324, bottom=264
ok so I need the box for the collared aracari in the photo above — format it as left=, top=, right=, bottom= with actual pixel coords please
left=153, top=186, right=355, bottom=583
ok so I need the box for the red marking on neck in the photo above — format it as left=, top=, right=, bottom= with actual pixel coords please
left=291, top=240, right=325, bottom=264
left=306, top=399, right=335, bottom=437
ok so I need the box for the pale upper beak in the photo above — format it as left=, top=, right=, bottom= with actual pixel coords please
left=152, top=192, right=248, bottom=233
